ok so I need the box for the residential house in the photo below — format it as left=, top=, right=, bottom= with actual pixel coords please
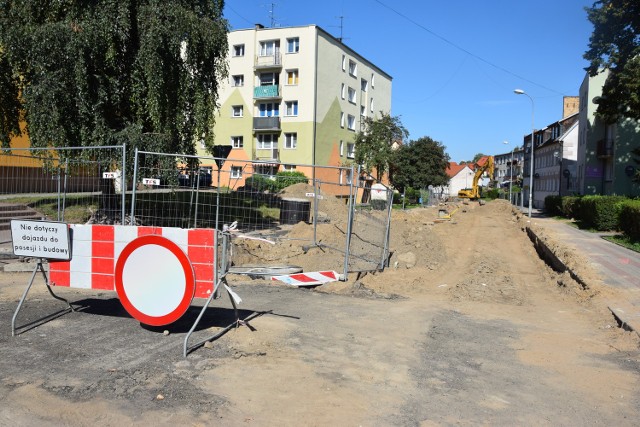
left=206, top=24, right=392, bottom=188
left=445, top=162, right=474, bottom=199
left=494, top=148, right=524, bottom=188
left=577, top=71, right=640, bottom=197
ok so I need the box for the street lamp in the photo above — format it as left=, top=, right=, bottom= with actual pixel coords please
left=503, top=141, right=514, bottom=204
left=514, top=89, right=535, bottom=219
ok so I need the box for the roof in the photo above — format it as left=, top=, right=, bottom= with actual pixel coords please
left=446, top=162, right=469, bottom=178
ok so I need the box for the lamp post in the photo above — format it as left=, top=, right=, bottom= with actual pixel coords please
left=514, top=89, right=535, bottom=219
left=502, top=141, right=514, bottom=203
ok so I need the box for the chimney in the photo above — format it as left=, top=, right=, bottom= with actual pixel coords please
left=255, top=23, right=265, bottom=30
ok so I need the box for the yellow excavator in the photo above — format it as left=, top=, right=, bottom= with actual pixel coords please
left=457, top=156, right=495, bottom=200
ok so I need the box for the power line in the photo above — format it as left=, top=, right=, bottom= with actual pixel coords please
left=226, top=5, right=254, bottom=27
left=372, top=0, right=566, bottom=96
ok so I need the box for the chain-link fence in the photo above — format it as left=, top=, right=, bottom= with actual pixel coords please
left=0, top=146, right=126, bottom=223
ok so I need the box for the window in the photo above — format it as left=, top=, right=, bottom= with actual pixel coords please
left=257, top=133, right=278, bottom=149
left=371, top=73, right=375, bottom=88
left=347, top=87, right=356, bottom=103
left=233, top=44, right=245, bottom=57
left=283, top=164, right=296, bottom=172
left=286, top=69, right=299, bottom=85
left=340, top=112, right=345, bottom=128
left=347, top=114, right=355, bottom=130
left=231, top=166, right=242, bottom=178
left=254, top=164, right=278, bottom=177
left=231, top=136, right=243, bottom=148
left=341, top=83, right=346, bottom=100
left=342, top=55, right=346, bottom=71
left=370, top=98, right=374, bottom=113
left=232, top=75, right=244, bottom=87
left=259, top=40, right=279, bottom=56
left=232, top=105, right=243, bottom=117
left=361, top=78, right=368, bottom=92
left=347, top=143, right=355, bottom=159
left=287, top=37, right=299, bottom=53
left=345, top=169, right=352, bottom=184
left=340, top=140, right=344, bottom=157
left=260, top=72, right=279, bottom=86
left=284, top=133, right=297, bottom=149
left=258, top=102, right=279, bottom=117
left=360, top=105, right=366, bottom=118
left=285, top=101, right=298, bottom=116
left=348, top=60, right=357, bottom=77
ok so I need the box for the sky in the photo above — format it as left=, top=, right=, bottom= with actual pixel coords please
left=223, top=0, right=596, bottom=163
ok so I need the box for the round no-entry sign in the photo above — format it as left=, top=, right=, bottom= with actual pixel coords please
left=115, top=235, right=195, bottom=326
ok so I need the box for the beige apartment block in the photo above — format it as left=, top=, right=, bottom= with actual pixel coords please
left=202, top=24, right=392, bottom=187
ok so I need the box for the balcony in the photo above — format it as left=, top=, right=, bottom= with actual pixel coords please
left=597, top=139, right=614, bottom=158
left=253, top=147, right=280, bottom=162
left=254, top=53, right=282, bottom=70
left=253, top=84, right=281, bottom=100
left=253, top=116, right=281, bottom=131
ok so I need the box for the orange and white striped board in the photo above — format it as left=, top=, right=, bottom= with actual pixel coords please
left=271, top=271, right=340, bottom=287
left=49, top=225, right=217, bottom=300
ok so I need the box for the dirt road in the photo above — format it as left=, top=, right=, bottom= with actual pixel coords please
left=0, top=200, right=638, bottom=425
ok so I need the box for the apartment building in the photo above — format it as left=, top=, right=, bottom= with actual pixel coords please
left=204, top=24, right=392, bottom=185
left=577, top=71, right=640, bottom=197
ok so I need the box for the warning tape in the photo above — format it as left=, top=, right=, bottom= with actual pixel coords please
left=271, top=271, right=340, bottom=287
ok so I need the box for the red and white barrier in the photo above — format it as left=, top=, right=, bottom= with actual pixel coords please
left=49, top=225, right=217, bottom=299
left=271, top=271, right=340, bottom=287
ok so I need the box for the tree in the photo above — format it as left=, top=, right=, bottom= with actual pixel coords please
left=389, top=136, right=450, bottom=192
left=584, top=0, right=640, bottom=122
left=0, top=1, right=228, bottom=156
left=353, top=113, right=408, bottom=182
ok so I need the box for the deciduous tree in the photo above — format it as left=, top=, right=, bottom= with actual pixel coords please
left=389, top=136, right=450, bottom=192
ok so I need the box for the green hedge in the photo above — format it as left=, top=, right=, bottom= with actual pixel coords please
left=575, top=195, right=626, bottom=231
left=245, top=171, right=308, bottom=193
left=561, top=196, right=580, bottom=219
left=544, top=195, right=562, bottom=216
left=619, top=200, right=640, bottom=241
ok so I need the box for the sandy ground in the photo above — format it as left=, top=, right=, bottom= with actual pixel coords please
left=0, top=199, right=639, bottom=425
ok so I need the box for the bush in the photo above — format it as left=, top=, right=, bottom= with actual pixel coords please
left=561, top=196, right=580, bottom=219
left=275, top=171, right=308, bottom=190
left=544, top=195, right=562, bottom=215
left=244, top=174, right=278, bottom=193
left=575, top=195, right=626, bottom=231
left=245, top=171, right=309, bottom=193
left=484, top=188, right=500, bottom=200
left=619, top=199, right=640, bottom=241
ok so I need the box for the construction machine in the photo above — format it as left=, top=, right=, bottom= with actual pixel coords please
left=457, top=156, right=495, bottom=200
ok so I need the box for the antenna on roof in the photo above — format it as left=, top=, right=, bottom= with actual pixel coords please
left=332, top=15, right=348, bottom=42
left=269, top=2, right=277, bottom=27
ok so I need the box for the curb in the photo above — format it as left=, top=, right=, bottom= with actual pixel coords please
left=525, top=225, right=640, bottom=337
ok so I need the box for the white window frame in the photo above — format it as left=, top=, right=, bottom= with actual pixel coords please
left=371, top=73, right=375, bottom=88
left=360, top=105, right=366, bottom=118
left=230, top=166, right=242, bottom=178
left=347, top=87, right=356, bottom=104
left=232, top=105, right=243, bottom=117
left=259, top=40, right=279, bottom=57
left=348, top=60, right=357, bottom=77
left=342, top=55, right=346, bottom=71
left=286, top=37, right=299, bottom=54
left=232, top=74, right=244, bottom=87
left=341, top=83, right=346, bottom=100
left=283, top=164, right=297, bottom=172
left=285, top=100, right=298, bottom=117
left=286, top=69, right=299, bottom=85
left=347, top=114, right=355, bottom=131
left=257, top=133, right=278, bottom=149
left=370, top=98, right=374, bottom=113
left=361, top=78, right=368, bottom=92
left=284, top=132, right=297, bottom=149
left=340, top=140, right=344, bottom=157
left=347, top=143, right=355, bottom=159
left=231, top=136, right=243, bottom=148
left=233, top=44, right=245, bottom=57
left=340, top=112, right=345, bottom=128
left=254, top=164, right=278, bottom=177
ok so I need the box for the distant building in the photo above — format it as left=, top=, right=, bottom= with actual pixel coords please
left=577, top=71, right=640, bottom=197
left=494, top=148, right=524, bottom=188
left=205, top=24, right=393, bottom=187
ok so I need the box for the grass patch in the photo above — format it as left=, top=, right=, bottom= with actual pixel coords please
left=602, top=235, right=640, bottom=253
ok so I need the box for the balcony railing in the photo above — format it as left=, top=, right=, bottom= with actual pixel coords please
left=253, top=116, right=281, bottom=131
left=597, top=139, right=614, bottom=158
left=254, top=53, right=282, bottom=69
left=253, top=84, right=280, bottom=99
left=253, top=147, right=280, bottom=162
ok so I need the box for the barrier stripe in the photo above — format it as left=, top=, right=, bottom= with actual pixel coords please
left=50, top=225, right=217, bottom=298
left=271, top=271, right=339, bottom=286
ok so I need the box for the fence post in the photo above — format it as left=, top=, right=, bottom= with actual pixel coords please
left=130, top=148, right=139, bottom=225
left=343, top=165, right=358, bottom=279
left=121, top=144, right=126, bottom=224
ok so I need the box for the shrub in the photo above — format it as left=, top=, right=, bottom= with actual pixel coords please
left=544, top=195, right=562, bottom=216
left=275, top=171, right=308, bottom=191
left=619, top=199, right=640, bottom=241
left=561, top=196, right=580, bottom=219
left=244, top=174, right=278, bottom=193
left=484, top=188, right=500, bottom=200
left=575, top=195, right=626, bottom=230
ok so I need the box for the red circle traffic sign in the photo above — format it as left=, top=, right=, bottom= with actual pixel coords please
left=115, top=235, right=195, bottom=326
